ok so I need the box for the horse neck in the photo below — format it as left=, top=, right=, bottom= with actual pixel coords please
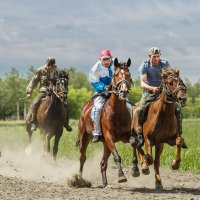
left=108, top=93, right=127, bottom=109
left=154, top=92, right=176, bottom=117
left=48, top=92, right=62, bottom=109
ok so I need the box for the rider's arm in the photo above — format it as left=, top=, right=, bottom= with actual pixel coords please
left=26, top=70, right=40, bottom=94
left=89, top=62, right=106, bottom=92
left=140, top=74, right=160, bottom=94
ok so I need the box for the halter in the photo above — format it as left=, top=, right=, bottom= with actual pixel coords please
left=162, top=74, right=186, bottom=104
left=111, top=66, right=132, bottom=97
left=52, top=73, right=68, bottom=102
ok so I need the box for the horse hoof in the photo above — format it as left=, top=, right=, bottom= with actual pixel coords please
left=118, top=175, right=127, bottom=183
left=155, top=183, right=164, bottom=190
left=131, top=170, right=140, bottom=177
left=145, top=154, right=153, bottom=166
left=171, top=160, right=180, bottom=170
left=142, top=167, right=150, bottom=175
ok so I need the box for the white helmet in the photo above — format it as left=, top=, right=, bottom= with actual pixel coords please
left=149, top=47, right=161, bottom=55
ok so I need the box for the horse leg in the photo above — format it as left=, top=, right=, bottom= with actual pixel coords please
left=40, top=130, right=48, bottom=154
left=47, top=133, right=53, bottom=154
left=130, top=137, right=140, bottom=177
left=53, top=129, right=62, bottom=161
left=79, top=132, right=90, bottom=177
left=154, top=143, right=164, bottom=190
left=100, top=143, right=111, bottom=188
left=144, top=138, right=154, bottom=166
left=171, top=136, right=183, bottom=170
left=106, top=138, right=127, bottom=183
left=25, top=128, right=33, bottom=156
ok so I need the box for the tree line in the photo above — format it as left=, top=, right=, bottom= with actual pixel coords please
left=0, top=67, right=199, bottom=120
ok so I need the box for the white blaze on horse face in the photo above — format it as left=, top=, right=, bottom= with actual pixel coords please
left=119, top=69, right=128, bottom=92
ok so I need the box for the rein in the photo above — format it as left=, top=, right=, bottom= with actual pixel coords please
left=52, top=77, right=68, bottom=102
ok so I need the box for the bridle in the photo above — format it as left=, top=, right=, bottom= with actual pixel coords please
left=52, top=73, right=68, bottom=102
left=111, top=65, right=133, bottom=99
left=162, top=74, right=186, bottom=104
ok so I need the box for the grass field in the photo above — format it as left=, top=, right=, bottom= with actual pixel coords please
left=0, top=119, right=199, bottom=173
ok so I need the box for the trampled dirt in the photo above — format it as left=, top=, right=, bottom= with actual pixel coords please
left=0, top=147, right=200, bottom=200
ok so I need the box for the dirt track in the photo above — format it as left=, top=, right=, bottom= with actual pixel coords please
left=0, top=148, right=200, bottom=200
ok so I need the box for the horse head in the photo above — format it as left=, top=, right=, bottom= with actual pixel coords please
left=112, top=58, right=133, bottom=100
left=161, top=67, right=187, bottom=106
left=54, top=70, right=69, bottom=102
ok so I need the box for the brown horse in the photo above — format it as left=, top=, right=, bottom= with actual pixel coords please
left=133, top=67, right=187, bottom=189
left=25, top=70, right=69, bottom=160
left=76, top=58, right=141, bottom=188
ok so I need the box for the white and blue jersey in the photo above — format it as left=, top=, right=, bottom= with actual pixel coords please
left=89, top=60, right=113, bottom=92
left=138, top=58, right=170, bottom=87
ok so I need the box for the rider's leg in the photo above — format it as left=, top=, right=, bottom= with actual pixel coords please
left=137, top=91, right=157, bottom=147
left=137, top=94, right=147, bottom=134
left=30, top=92, right=46, bottom=131
left=63, top=102, right=72, bottom=132
left=175, top=104, right=188, bottom=148
left=91, top=96, right=106, bottom=143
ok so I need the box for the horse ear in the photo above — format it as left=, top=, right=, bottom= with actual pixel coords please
left=175, top=68, right=179, bottom=75
left=127, top=58, right=131, bottom=67
left=114, top=58, right=119, bottom=67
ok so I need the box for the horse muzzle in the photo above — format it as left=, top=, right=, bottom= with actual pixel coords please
left=178, top=96, right=187, bottom=107
left=119, top=90, right=128, bottom=100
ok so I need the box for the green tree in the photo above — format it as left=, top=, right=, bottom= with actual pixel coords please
left=3, top=68, right=28, bottom=119
left=185, top=78, right=200, bottom=104
left=67, top=86, right=93, bottom=119
left=66, top=67, right=92, bottom=91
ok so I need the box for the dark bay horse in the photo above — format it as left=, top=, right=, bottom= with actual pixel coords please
left=76, top=58, right=140, bottom=188
left=133, top=67, right=187, bottom=189
left=25, top=70, right=69, bottom=160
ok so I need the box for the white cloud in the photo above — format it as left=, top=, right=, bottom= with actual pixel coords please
left=0, top=0, right=199, bottom=83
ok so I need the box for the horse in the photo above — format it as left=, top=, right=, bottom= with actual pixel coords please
left=133, top=67, right=187, bottom=189
left=76, top=58, right=141, bottom=188
left=25, top=70, right=69, bottom=160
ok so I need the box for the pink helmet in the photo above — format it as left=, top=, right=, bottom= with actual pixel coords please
left=100, top=49, right=112, bottom=59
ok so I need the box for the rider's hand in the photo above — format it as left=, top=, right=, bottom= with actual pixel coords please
left=105, top=85, right=110, bottom=91
left=27, top=93, right=32, bottom=99
left=151, top=87, right=160, bottom=94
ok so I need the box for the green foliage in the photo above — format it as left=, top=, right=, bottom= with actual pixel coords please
left=67, top=86, right=93, bottom=119
left=0, top=67, right=200, bottom=119
left=128, top=85, right=142, bottom=104
left=66, top=67, right=92, bottom=91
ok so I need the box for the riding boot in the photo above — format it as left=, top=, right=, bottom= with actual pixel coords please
left=177, top=119, right=188, bottom=149
left=92, top=123, right=103, bottom=143
left=137, top=110, right=144, bottom=134
left=30, top=110, right=37, bottom=132
left=175, top=106, right=188, bottom=149
left=137, top=110, right=144, bottom=147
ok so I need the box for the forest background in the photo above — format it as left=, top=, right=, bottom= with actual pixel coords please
left=0, top=66, right=200, bottom=120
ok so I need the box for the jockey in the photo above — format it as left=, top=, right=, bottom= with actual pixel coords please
left=137, top=47, right=187, bottom=148
left=26, top=57, right=72, bottom=132
left=89, top=49, right=114, bottom=143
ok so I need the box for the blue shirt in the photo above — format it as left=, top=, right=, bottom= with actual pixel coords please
left=89, top=60, right=113, bottom=92
left=138, top=58, right=170, bottom=87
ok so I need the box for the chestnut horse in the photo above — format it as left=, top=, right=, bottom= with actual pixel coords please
left=76, top=58, right=140, bottom=187
left=25, top=70, right=69, bottom=160
left=133, top=67, right=187, bottom=189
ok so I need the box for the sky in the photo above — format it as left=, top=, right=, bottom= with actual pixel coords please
left=0, top=0, right=199, bottom=82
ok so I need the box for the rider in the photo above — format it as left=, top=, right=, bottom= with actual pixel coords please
left=26, top=57, right=72, bottom=132
left=89, top=49, right=114, bottom=143
left=137, top=47, right=187, bottom=148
